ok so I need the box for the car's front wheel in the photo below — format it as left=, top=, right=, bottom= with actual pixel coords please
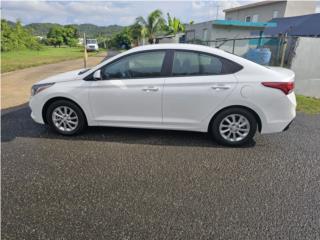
left=46, top=100, right=86, bottom=135
left=210, top=108, right=257, bottom=146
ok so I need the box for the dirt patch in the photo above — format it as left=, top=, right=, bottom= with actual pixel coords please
left=1, top=55, right=105, bottom=109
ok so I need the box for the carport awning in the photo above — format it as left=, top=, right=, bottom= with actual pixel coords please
left=213, top=19, right=277, bottom=29
left=264, top=13, right=320, bottom=36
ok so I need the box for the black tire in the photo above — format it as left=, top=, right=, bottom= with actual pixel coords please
left=46, top=100, right=87, bottom=136
left=210, top=107, right=257, bottom=146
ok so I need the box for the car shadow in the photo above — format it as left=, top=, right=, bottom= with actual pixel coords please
left=1, top=104, right=256, bottom=148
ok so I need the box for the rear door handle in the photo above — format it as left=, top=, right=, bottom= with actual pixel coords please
left=142, top=86, right=159, bottom=92
left=211, top=85, right=231, bottom=90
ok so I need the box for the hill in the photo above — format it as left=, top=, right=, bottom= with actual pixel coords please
left=25, top=22, right=124, bottom=38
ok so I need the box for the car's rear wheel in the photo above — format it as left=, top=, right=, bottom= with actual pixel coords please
left=210, top=108, right=257, bottom=146
left=46, top=100, right=86, bottom=135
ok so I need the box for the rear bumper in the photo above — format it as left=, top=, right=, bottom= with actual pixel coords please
left=260, top=92, right=296, bottom=134
left=283, top=120, right=293, bottom=132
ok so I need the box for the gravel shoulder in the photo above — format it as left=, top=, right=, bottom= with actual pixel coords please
left=1, top=54, right=105, bottom=109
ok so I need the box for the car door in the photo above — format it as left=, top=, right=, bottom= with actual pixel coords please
left=88, top=50, right=167, bottom=127
left=163, top=50, right=239, bottom=129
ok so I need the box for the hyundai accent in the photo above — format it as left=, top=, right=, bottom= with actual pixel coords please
left=29, top=44, right=296, bottom=146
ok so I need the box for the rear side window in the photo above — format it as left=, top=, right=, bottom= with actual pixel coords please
left=171, top=50, right=242, bottom=76
left=172, top=51, right=200, bottom=76
left=199, top=53, right=222, bottom=74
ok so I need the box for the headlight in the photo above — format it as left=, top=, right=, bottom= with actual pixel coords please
left=31, top=83, right=55, bottom=96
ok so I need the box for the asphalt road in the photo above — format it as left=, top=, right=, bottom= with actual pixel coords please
left=2, top=106, right=320, bottom=240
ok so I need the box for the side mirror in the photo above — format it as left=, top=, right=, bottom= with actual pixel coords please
left=93, top=70, right=101, bottom=80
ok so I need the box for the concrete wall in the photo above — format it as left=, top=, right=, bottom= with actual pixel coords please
left=225, top=0, right=316, bottom=22
left=225, top=1, right=287, bottom=22
left=185, top=21, right=213, bottom=41
left=290, top=37, right=320, bottom=98
left=157, top=34, right=183, bottom=44
left=186, top=22, right=256, bottom=40
left=284, top=0, right=316, bottom=17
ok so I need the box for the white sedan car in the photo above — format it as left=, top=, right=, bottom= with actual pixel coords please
left=29, top=44, right=296, bottom=146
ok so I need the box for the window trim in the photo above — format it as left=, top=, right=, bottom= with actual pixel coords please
left=167, top=49, right=243, bottom=77
left=84, top=49, right=243, bottom=81
left=84, top=49, right=170, bottom=81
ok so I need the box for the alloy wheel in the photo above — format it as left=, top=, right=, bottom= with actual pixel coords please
left=52, top=106, right=79, bottom=132
left=219, top=114, right=250, bottom=142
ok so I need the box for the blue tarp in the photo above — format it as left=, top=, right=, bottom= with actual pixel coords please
left=264, top=13, right=320, bottom=36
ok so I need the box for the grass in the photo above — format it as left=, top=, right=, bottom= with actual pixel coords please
left=1, top=46, right=100, bottom=73
left=296, top=95, right=320, bottom=114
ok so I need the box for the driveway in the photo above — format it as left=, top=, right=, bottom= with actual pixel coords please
left=2, top=106, right=320, bottom=239
left=1, top=51, right=119, bottom=109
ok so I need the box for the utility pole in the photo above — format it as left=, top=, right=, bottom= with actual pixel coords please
left=83, top=32, right=88, bottom=68
left=280, top=33, right=288, bottom=67
left=215, top=5, right=220, bottom=20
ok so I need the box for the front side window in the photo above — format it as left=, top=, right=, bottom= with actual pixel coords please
left=101, top=51, right=166, bottom=79
left=172, top=51, right=223, bottom=76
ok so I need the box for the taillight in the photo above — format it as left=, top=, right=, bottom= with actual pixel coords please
left=262, top=82, right=294, bottom=95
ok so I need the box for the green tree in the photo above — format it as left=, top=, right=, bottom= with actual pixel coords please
left=166, top=13, right=185, bottom=35
left=135, top=9, right=166, bottom=44
left=1, top=19, right=41, bottom=51
left=46, top=25, right=78, bottom=47
left=112, top=28, right=131, bottom=49
left=63, top=25, right=78, bottom=47
left=47, top=26, right=64, bottom=47
left=128, top=23, right=143, bottom=46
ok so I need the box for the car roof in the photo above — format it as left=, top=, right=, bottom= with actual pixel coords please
left=127, top=43, right=223, bottom=54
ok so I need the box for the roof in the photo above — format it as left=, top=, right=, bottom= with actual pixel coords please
left=224, top=0, right=285, bottom=13
left=264, top=13, right=320, bottom=36
left=213, top=19, right=277, bottom=28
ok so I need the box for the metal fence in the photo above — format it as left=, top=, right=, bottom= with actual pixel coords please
left=186, top=36, right=292, bottom=66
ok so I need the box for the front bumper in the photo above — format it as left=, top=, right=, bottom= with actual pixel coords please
left=29, top=97, right=45, bottom=124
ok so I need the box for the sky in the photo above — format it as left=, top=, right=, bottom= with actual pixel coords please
left=2, top=0, right=320, bottom=26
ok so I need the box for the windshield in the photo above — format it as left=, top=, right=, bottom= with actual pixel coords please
left=86, top=39, right=97, bottom=44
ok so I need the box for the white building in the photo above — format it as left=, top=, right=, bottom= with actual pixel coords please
left=224, top=0, right=316, bottom=23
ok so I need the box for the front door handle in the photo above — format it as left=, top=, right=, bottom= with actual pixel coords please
left=211, top=85, right=231, bottom=90
left=142, top=87, right=159, bottom=92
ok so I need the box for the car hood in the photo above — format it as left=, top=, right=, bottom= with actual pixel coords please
left=37, top=69, right=84, bottom=84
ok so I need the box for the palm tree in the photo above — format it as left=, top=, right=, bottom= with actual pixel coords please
left=167, top=13, right=185, bottom=35
left=135, top=9, right=166, bottom=44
